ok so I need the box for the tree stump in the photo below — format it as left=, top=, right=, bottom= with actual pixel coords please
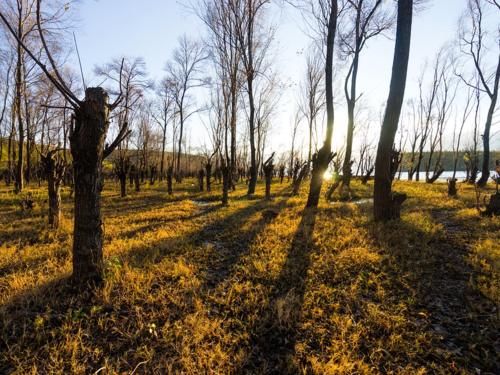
left=447, top=178, right=457, bottom=197
left=481, top=192, right=500, bottom=217
left=198, top=168, right=205, bottom=192
left=389, top=192, right=407, bottom=220
left=263, top=153, right=275, bottom=200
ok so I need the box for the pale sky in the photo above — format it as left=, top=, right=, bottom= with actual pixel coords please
left=73, top=0, right=499, bottom=155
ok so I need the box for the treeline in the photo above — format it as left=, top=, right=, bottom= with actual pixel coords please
left=401, top=151, right=500, bottom=172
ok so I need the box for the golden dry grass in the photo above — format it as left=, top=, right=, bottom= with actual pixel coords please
left=0, top=178, right=498, bottom=374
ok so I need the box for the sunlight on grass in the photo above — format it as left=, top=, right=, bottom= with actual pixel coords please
left=0, top=179, right=498, bottom=373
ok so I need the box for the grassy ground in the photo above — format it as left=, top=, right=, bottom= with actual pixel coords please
left=0, top=178, right=498, bottom=374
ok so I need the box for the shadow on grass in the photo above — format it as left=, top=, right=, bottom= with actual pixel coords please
left=0, top=275, right=98, bottom=373
left=0, top=183, right=295, bottom=372
left=369, top=212, right=498, bottom=373
left=120, top=185, right=290, bottom=269
left=237, top=206, right=318, bottom=373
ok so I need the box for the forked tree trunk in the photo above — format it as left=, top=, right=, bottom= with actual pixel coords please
left=70, top=87, right=110, bottom=285
left=477, top=48, right=500, bottom=186
left=48, top=174, right=62, bottom=228
left=42, top=152, right=65, bottom=229
left=306, top=0, right=338, bottom=208
left=263, top=154, right=274, bottom=200
left=373, top=0, right=413, bottom=222
left=292, top=163, right=309, bottom=196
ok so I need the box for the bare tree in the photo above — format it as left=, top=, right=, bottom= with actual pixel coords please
left=0, top=0, right=130, bottom=285
left=0, top=50, right=13, bottom=162
left=458, top=0, right=500, bottom=186
left=153, top=78, right=175, bottom=181
left=289, top=109, right=302, bottom=181
left=97, top=57, right=151, bottom=196
left=299, top=47, right=324, bottom=164
left=338, top=0, right=393, bottom=195
left=165, top=35, right=208, bottom=182
left=305, top=0, right=339, bottom=208
left=40, top=148, right=66, bottom=228
left=413, top=55, right=441, bottom=182
left=263, top=152, right=274, bottom=199
left=198, top=0, right=243, bottom=188
left=449, top=85, right=474, bottom=196
left=230, top=0, right=273, bottom=195
left=373, top=0, right=413, bottom=222
left=404, top=99, right=420, bottom=180
left=426, top=49, right=457, bottom=183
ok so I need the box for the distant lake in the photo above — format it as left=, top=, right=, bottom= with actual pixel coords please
left=396, top=170, right=498, bottom=181
left=324, top=170, right=498, bottom=181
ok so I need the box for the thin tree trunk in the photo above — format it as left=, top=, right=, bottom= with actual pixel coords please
left=247, top=77, right=257, bottom=195
left=15, top=54, right=24, bottom=193
left=477, top=60, right=499, bottom=186
left=373, top=0, right=413, bottom=222
left=306, top=0, right=338, bottom=208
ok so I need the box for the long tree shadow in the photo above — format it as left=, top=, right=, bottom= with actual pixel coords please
left=114, top=203, right=222, bottom=240
left=237, top=206, right=318, bottom=373
left=196, top=196, right=292, bottom=291
left=370, top=211, right=498, bottom=373
left=0, top=275, right=99, bottom=373
left=0, top=184, right=294, bottom=372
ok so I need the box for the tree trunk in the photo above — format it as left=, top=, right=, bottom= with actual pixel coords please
left=306, top=0, right=338, bottom=208
left=198, top=168, right=205, bottom=192
left=48, top=173, right=62, bottom=229
left=447, top=178, right=457, bottom=197
left=15, top=62, right=24, bottom=193
left=206, top=162, right=212, bottom=192
left=43, top=153, right=65, bottom=229
left=373, top=0, right=413, bottom=222
left=176, top=112, right=184, bottom=183
left=119, top=174, right=127, bottom=197
left=221, top=162, right=230, bottom=206
left=70, top=87, right=110, bottom=285
left=247, top=78, right=257, bottom=195
left=477, top=70, right=499, bottom=186
left=167, top=166, right=173, bottom=195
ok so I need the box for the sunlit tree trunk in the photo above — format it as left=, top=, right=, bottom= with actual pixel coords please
left=70, top=88, right=110, bottom=285
left=306, top=0, right=338, bottom=208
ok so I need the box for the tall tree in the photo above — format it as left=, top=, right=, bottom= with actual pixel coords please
left=153, top=78, right=175, bottom=181
left=165, top=35, right=207, bottom=182
left=338, top=0, right=393, bottom=196
left=305, top=0, right=339, bottom=208
left=299, top=48, right=324, bottom=164
left=96, top=57, right=151, bottom=197
left=373, top=0, right=413, bottom=222
left=458, top=0, right=499, bottom=186
left=199, top=0, right=242, bottom=189
left=231, top=0, right=273, bottom=195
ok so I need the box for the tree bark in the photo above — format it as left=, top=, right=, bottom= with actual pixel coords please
left=477, top=59, right=499, bottom=186
left=306, top=0, right=338, bottom=208
left=70, top=87, right=110, bottom=285
left=373, top=0, right=413, bottom=222
left=43, top=153, right=65, bottom=229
